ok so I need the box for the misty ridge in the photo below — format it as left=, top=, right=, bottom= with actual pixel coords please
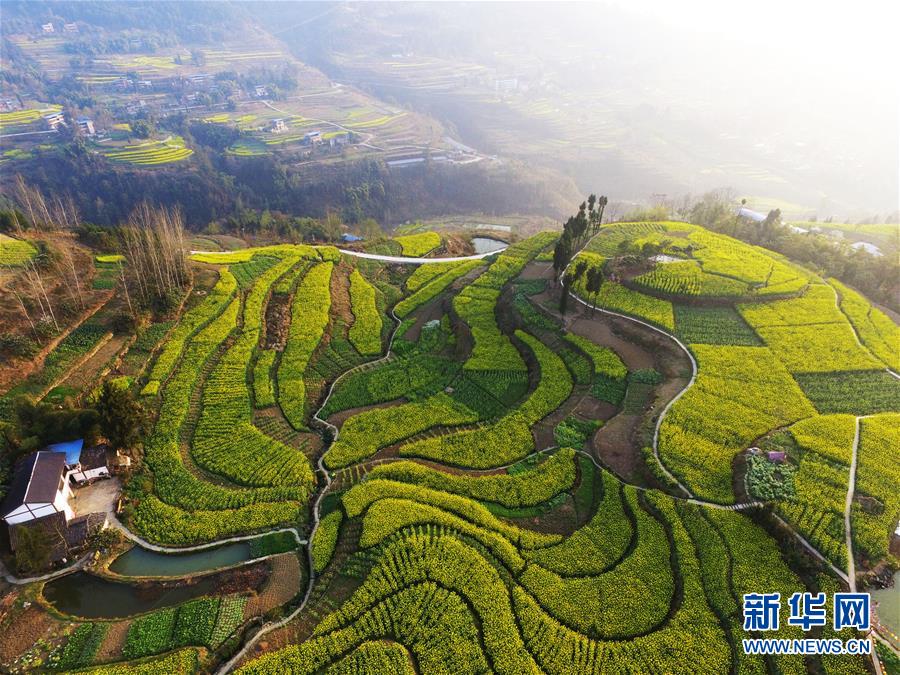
left=1, top=0, right=897, bottom=226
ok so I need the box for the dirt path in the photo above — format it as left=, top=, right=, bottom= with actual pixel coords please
left=845, top=416, right=862, bottom=592
left=57, top=333, right=129, bottom=393
left=94, top=620, right=130, bottom=663
left=0, top=292, right=113, bottom=395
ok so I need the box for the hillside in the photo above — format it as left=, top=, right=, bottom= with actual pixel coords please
left=0, top=221, right=895, bottom=673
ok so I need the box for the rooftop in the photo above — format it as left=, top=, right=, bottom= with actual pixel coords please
left=1, top=451, right=67, bottom=518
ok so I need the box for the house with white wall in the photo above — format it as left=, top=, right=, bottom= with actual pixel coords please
left=1, top=451, right=74, bottom=525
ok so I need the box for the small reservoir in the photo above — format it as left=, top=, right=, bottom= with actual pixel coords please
left=472, top=237, right=507, bottom=254
left=109, top=541, right=253, bottom=577
left=43, top=572, right=220, bottom=619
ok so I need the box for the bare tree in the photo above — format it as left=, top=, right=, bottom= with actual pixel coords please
left=119, top=203, right=189, bottom=310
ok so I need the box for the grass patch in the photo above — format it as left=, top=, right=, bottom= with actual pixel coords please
left=674, top=304, right=761, bottom=346
left=794, top=370, right=900, bottom=415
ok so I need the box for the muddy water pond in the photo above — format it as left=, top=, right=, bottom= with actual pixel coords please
left=472, top=237, right=507, bottom=254
left=43, top=571, right=220, bottom=619
left=109, top=542, right=253, bottom=577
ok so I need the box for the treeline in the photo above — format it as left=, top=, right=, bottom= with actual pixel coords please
left=62, top=31, right=180, bottom=56
left=3, top=179, right=190, bottom=321
left=1, top=145, right=575, bottom=228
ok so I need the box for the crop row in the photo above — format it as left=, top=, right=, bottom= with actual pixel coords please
left=0, top=233, right=37, bottom=267
left=673, top=304, right=761, bottom=346
left=522, top=488, right=672, bottom=637
left=132, top=495, right=301, bottom=546
left=84, top=649, right=199, bottom=674
left=794, top=370, right=900, bottom=415
left=633, top=260, right=751, bottom=297
left=562, top=333, right=626, bottom=380
left=514, top=493, right=727, bottom=674
left=347, top=268, right=382, bottom=356
left=192, top=256, right=315, bottom=489
left=829, top=278, right=900, bottom=370
left=322, top=352, right=458, bottom=418
left=452, top=234, right=556, bottom=372
left=145, top=268, right=237, bottom=390
left=368, top=448, right=576, bottom=509
left=738, top=285, right=882, bottom=373
left=324, top=393, right=478, bottom=469
left=253, top=350, right=277, bottom=408
left=136, top=278, right=303, bottom=543
left=393, top=259, right=481, bottom=318
left=570, top=262, right=675, bottom=330
left=404, top=261, right=461, bottom=292
left=852, top=413, right=900, bottom=563
left=143, top=295, right=291, bottom=508
left=394, top=231, right=441, bottom=257
left=239, top=462, right=861, bottom=675
left=312, top=510, right=343, bottom=572
left=56, top=623, right=107, bottom=670
left=397, top=330, right=572, bottom=468
left=526, top=470, right=630, bottom=574
left=123, top=597, right=222, bottom=659
left=278, top=262, right=333, bottom=429
left=239, top=576, right=487, bottom=674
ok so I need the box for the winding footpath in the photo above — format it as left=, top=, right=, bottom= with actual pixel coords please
left=191, top=247, right=507, bottom=266
left=844, top=417, right=863, bottom=593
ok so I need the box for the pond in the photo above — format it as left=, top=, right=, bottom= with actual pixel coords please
left=472, top=237, right=507, bottom=254
left=109, top=541, right=253, bottom=577
left=872, top=571, right=900, bottom=637
left=43, top=571, right=220, bottom=619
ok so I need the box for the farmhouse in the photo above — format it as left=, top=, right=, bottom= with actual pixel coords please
left=254, top=85, right=268, bottom=98
left=63, top=22, right=78, bottom=33
left=1, top=445, right=111, bottom=567
left=2, top=451, right=74, bottom=525
left=303, top=130, right=322, bottom=145
left=76, top=116, right=96, bottom=135
left=41, top=22, right=55, bottom=34
left=737, top=206, right=767, bottom=222
left=270, top=118, right=287, bottom=133
left=43, top=111, right=65, bottom=130
left=850, top=241, right=883, bottom=257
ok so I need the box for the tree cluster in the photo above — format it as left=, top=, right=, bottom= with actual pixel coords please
left=552, top=194, right=607, bottom=281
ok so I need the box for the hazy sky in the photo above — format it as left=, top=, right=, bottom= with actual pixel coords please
left=623, top=0, right=899, bottom=86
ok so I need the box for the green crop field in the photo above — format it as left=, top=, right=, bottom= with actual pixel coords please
left=2, top=223, right=893, bottom=675
left=0, top=233, right=38, bottom=267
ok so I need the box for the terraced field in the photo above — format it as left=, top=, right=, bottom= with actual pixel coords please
left=3, top=223, right=894, bottom=674
left=98, top=135, right=194, bottom=166
left=0, top=233, right=38, bottom=267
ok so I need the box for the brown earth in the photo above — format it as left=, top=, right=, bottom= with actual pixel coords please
left=0, top=291, right=113, bottom=394
left=330, top=261, right=354, bottom=328
left=94, top=619, right=131, bottom=663
left=56, top=333, right=128, bottom=394
left=264, top=293, right=291, bottom=351
left=524, top=261, right=692, bottom=486
left=0, top=606, right=53, bottom=664
left=244, top=553, right=303, bottom=619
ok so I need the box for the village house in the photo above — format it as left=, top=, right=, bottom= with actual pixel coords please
left=43, top=111, right=65, bottom=130
left=41, top=22, right=54, bottom=34
left=270, top=118, right=287, bottom=133
left=63, top=22, right=78, bottom=33
left=76, top=116, right=96, bottom=135
left=254, top=85, right=268, bottom=98
left=1, top=444, right=111, bottom=568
